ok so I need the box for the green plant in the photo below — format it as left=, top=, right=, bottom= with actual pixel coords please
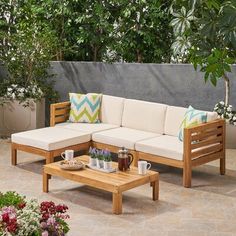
left=102, top=149, right=112, bottom=162
left=170, top=0, right=236, bottom=106
left=0, top=191, right=25, bottom=209
left=0, top=1, right=58, bottom=105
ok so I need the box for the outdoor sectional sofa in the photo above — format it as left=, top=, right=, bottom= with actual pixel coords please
left=11, top=95, right=225, bottom=187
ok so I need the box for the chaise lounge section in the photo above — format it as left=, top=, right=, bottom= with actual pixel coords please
left=11, top=94, right=225, bottom=187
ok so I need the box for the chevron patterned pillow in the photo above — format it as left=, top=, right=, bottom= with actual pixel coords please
left=178, top=106, right=207, bottom=141
left=69, top=93, right=102, bottom=123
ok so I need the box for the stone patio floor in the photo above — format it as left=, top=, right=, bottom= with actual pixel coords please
left=0, top=139, right=236, bottom=236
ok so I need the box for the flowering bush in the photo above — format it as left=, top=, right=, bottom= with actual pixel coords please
left=3, top=83, right=43, bottom=101
left=0, top=192, right=70, bottom=236
left=214, top=101, right=236, bottom=125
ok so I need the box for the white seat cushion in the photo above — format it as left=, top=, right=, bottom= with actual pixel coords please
left=92, top=127, right=160, bottom=150
left=11, top=127, right=91, bottom=151
left=122, top=99, right=167, bottom=134
left=56, top=122, right=118, bottom=134
left=135, top=135, right=183, bottom=161
left=100, top=95, right=125, bottom=126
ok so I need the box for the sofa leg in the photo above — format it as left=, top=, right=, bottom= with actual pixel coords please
left=11, top=145, right=17, bottom=166
left=45, top=153, right=54, bottom=165
left=220, top=157, right=226, bottom=175
left=183, top=166, right=192, bottom=188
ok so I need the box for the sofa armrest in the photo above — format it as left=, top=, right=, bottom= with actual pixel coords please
left=183, top=119, right=225, bottom=163
left=50, top=101, right=71, bottom=126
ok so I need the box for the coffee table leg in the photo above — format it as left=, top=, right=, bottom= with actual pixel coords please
left=152, top=180, right=159, bottom=201
left=43, top=172, right=49, bottom=193
left=112, top=192, right=122, bottom=214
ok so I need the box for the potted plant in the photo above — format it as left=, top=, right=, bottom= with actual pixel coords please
left=103, top=149, right=112, bottom=170
left=0, top=5, right=58, bottom=136
left=88, top=147, right=97, bottom=166
left=96, top=149, right=104, bottom=169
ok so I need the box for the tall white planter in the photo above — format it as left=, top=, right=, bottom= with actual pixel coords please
left=226, top=123, right=236, bottom=149
left=0, top=99, right=45, bottom=137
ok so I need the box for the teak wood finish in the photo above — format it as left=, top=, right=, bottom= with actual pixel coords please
left=49, top=101, right=226, bottom=188
left=43, top=155, right=159, bottom=214
left=12, top=101, right=226, bottom=188
left=11, top=142, right=91, bottom=166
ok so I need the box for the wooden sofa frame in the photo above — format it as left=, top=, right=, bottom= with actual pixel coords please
left=12, top=101, right=225, bottom=188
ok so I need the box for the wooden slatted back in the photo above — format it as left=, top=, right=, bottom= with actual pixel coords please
left=184, top=119, right=225, bottom=160
left=50, top=101, right=71, bottom=126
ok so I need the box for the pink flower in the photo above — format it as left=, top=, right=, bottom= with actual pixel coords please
left=42, top=231, right=49, bottom=236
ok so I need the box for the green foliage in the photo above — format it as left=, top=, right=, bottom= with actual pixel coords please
left=1, top=0, right=174, bottom=63
left=0, top=191, right=25, bottom=209
left=170, top=0, right=236, bottom=104
left=0, top=0, right=59, bottom=104
left=112, top=0, right=173, bottom=63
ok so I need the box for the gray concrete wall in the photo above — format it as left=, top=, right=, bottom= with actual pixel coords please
left=50, top=62, right=236, bottom=110
left=1, top=62, right=236, bottom=125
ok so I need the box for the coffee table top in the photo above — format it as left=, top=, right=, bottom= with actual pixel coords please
left=44, top=155, right=159, bottom=193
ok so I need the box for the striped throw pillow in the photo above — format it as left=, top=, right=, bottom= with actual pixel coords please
left=178, top=106, right=207, bottom=141
left=69, top=93, right=102, bottom=123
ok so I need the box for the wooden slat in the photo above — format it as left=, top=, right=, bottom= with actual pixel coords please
left=186, top=119, right=224, bottom=133
left=138, top=151, right=184, bottom=168
left=192, top=151, right=224, bottom=167
left=53, top=101, right=70, bottom=109
left=50, top=101, right=70, bottom=126
left=191, top=136, right=223, bottom=150
left=191, top=128, right=223, bottom=142
left=55, top=108, right=70, bottom=116
left=54, top=116, right=68, bottom=124
left=51, top=142, right=91, bottom=157
left=191, top=144, right=223, bottom=159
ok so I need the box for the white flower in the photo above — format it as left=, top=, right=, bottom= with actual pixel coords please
left=220, top=101, right=225, bottom=105
left=12, top=93, right=16, bottom=99
left=7, top=88, right=13, bottom=92
left=233, top=116, right=236, bottom=121
left=227, top=107, right=232, bottom=112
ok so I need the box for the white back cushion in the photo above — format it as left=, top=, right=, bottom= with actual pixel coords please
left=164, top=106, right=218, bottom=137
left=122, top=99, right=167, bottom=134
left=207, top=111, right=218, bottom=121
left=100, top=95, right=125, bottom=126
left=164, top=106, right=187, bottom=136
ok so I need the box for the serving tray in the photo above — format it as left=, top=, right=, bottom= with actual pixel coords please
left=86, top=164, right=117, bottom=173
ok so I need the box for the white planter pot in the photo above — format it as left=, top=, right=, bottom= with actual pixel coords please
left=0, top=99, right=45, bottom=137
left=226, top=123, right=236, bottom=149
left=96, top=159, right=103, bottom=168
left=103, top=161, right=112, bottom=170
left=89, top=157, right=97, bottom=166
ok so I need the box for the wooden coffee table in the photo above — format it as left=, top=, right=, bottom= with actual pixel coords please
left=43, top=155, right=159, bottom=214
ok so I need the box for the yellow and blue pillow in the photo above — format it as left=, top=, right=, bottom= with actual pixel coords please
left=178, top=106, right=207, bottom=141
left=69, top=93, right=102, bottom=123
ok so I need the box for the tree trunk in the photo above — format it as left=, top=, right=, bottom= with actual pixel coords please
left=223, top=73, right=230, bottom=106
left=137, top=49, right=142, bottom=63
left=93, top=46, right=98, bottom=62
